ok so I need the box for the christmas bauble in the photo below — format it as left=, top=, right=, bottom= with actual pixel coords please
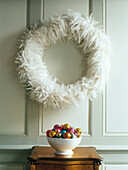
left=54, top=124, right=60, bottom=130
left=63, top=124, right=70, bottom=130
left=61, top=130, right=66, bottom=135
left=49, top=131, right=56, bottom=137
left=63, top=132, right=71, bottom=139
left=68, top=127, right=75, bottom=134
left=75, top=128, right=82, bottom=134
left=46, top=130, right=52, bottom=136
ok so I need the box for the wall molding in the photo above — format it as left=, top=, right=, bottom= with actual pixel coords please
left=1, top=145, right=128, bottom=151
left=41, top=0, right=44, bottom=20
left=38, top=101, right=92, bottom=137
left=102, top=163, right=128, bottom=170
left=38, top=0, right=92, bottom=138
left=0, top=0, right=28, bottom=137
left=0, top=163, right=26, bottom=168
left=0, top=94, right=28, bottom=137
left=103, top=86, right=128, bottom=137
left=0, top=149, right=31, bottom=169
left=102, top=0, right=128, bottom=137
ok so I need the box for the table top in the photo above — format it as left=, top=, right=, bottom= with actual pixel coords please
left=28, top=146, right=103, bottom=162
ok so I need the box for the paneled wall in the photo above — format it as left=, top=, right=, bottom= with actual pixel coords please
left=0, top=0, right=128, bottom=169
left=103, top=0, right=128, bottom=137
left=0, top=0, right=27, bottom=136
left=39, top=0, right=90, bottom=138
left=102, top=165, right=128, bottom=170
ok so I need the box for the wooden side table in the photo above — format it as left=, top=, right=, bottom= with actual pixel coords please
left=28, top=146, right=103, bottom=170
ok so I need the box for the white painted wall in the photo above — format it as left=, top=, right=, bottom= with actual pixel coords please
left=0, top=0, right=128, bottom=169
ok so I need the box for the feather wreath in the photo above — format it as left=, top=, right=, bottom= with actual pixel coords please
left=15, top=11, right=112, bottom=108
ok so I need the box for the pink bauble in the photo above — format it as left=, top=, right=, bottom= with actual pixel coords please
left=46, top=130, right=52, bottom=136
left=68, top=127, right=75, bottom=134
left=55, top=127, right=61, bottom=133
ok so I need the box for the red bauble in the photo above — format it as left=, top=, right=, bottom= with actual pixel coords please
left=46, top=130, right=52, bottom=136
left=60, top=125, right=64, bottom=129
left=54, top=124, right=60, bottom=130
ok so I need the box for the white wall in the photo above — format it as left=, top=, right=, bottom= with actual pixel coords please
left=0, top=0, right=128, bottom=169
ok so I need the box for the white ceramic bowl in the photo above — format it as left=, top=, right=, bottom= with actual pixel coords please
left=47, top=136, right=82, bottom=155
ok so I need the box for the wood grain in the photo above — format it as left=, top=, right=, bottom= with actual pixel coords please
left=28, top=146, right=102, bottom=161
left=28, top=146, right=103, bottom=170
left=37, top=164, right=93, bottom=170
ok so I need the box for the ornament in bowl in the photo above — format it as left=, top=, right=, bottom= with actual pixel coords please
left=46, top=123, right=82, bottom=155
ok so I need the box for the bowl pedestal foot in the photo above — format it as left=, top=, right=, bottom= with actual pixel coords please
left=54, top=150, right=73, bottom=155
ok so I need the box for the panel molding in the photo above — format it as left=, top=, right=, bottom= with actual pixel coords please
left=102, top=0, right=128, bottom=137
left=0, top=149, right=31, bottom=170
left=41, top=0, right=91, bottom=19
left=2, top=144, right=128, bottom=151
left=103, top=88, right=128, bottom=137
left=0, top=95, right=28, bottom=136
left=38, top=103, right=91, bottom=137
left=0, top=0, right=28, bottom=137
left=0, top=132, right=27, bottom=137
left=0, top=92, right=28, bottom=136
left=41, top=0, right=44, bottom=20
left=0, top=163, right=26, bottom=168
left=103, top=87, right=128, bottom=137
left=102, top=163, right=128, bottom=170
left=38, top=0, right=92, bottom=138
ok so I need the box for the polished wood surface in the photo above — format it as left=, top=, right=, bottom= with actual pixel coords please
left=28, top=146, right=102, bottom=160
left=28, top=146, right=103, bottom=170
left=36, top=164, right=94, bottom=170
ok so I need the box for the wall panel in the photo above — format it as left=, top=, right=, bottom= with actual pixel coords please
left=39, top=0, right=91, bottom=138
left=43, top=0, right=89, bottom=18
left=103, top=164, right=128, bottom=170
left=0, top=0, right=27, bottom=135
left=39, top=100, right=90, bottom=136
left=0, top=165, right=24, bottom=170
left=103, top=0, right=128, bottom=136
left=1, top=0, right=128, bottom=169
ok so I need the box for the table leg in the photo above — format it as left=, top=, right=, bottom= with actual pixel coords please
left=30, top=165, right=36, bottom=170
left=94, top=165, right=100, bottom=170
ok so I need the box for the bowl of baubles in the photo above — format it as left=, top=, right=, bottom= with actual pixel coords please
left=46, top=123, right=82, bottom=155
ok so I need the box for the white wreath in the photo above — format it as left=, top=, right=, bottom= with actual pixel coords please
left=16, top=11, right=112, bottom=108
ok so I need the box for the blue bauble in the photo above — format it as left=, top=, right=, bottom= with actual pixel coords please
left=61, top=130, right=66, bottom=134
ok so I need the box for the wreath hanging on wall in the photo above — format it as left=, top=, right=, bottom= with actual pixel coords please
left=16, top=11, right=112, bottom=108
